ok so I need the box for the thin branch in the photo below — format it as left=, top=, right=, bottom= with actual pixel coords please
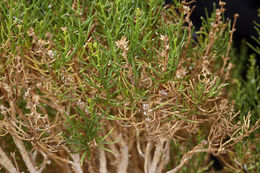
left=157, top=140, right=170, bottom=173
left=166, top=142, right=210, bottom=173
left=12, top=135, right=38, bottom=173
left=149, top=139, right=165, bottom=173
left=136, top=130, right=144, bottom=158
left=69, top=153, right=83, bottom=173
left=63, top=146, right=83, bottom=173
left=117, top=134, right=129, bottom=173
left=0, top=146, right=18, bottom=173
left=99, top=148, right=107, bottom=173
left=144, top=142, right=153, bottom=173
left=37, top=151, right=51, bottom=173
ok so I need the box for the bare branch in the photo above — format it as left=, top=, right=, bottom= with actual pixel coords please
left=63, top=146, right=83, bottom=173
left=117, top=134, right=129, bottom=173
left=149, top=138, right=166, bottom=173
left=144, top=142, right=153, bottom=173
left=0, top=146, right=18, bottom=173
left=12, top=135, right=38, bottom=173
left=99, top=148, right=107, bottom=173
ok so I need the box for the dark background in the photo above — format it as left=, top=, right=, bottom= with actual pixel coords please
left=164, top=0, right=260, bottom=56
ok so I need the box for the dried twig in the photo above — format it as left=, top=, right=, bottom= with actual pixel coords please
left=99, top=148, right=107, bottom=173
left=149, top=138, right=166, bottom=173
left=144, top=142, right=153, bottom=173
left=12, top=135, right=38, bottom=173
left=166, top=141, right=209, bottom=173
left=0, top=146, right=18, bottom=173
left=117, top=134, right=129, bottom=173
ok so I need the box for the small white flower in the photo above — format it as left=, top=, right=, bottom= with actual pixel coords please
left=159, top=90, right=167, bottom=96
left=32, top=95, right=40, bottom=104
left=25, top=87, right=31, bottom=94
left=159, top=35, right=169, bottom=42
left=0, top=105, right=6, bottom=111
left=76, top=99, right=84, bottom=107
left=145, top=117, right=151, bottom=122
left=143, top=103, right=149, bottom=110
left=25, top=104, right=31, bottom=110
left=0, top=105, right=7, bottom=115
left=47, top=50, right=54, bottom=59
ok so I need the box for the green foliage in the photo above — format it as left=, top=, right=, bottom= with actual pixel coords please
left=0, top=0, right=259, bottom=172
left=232, top=56, right=260, bottom=122
left=231, top=17, right=260, bottom=124
left=229, top=13, right=260, bottom=172
left=247, top=21, right=260, bottom=55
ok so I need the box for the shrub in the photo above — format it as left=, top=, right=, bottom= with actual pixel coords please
left=0, top=0, right=259, bottom=172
